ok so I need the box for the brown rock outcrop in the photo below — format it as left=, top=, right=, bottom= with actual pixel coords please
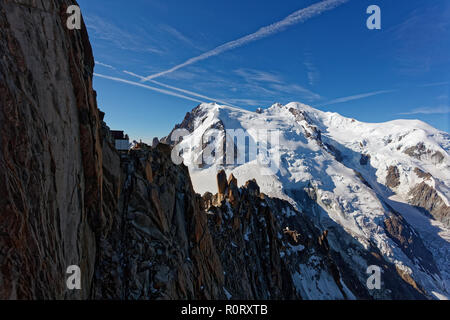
left=227, top=174, right=240, bottom=208
left=384, top=209, right=439, bottom=275
left=408, top=182, right=450, bottom=227
left=404, top=143, right=444, bottom=164
left=244, top=179, right=260, bottom=197
left=217, top=169, right=228, bottom=200
left=413, top=168, right=432, bottom=180
left=386, top=165, right=400, bottom=189
left=318, top=230, right=330, bottom=253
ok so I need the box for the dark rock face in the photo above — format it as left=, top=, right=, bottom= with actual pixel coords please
left=360, top=154, right=371, bottom=166
left=161, top=105, right=208, bottom=145
left=382, top=205, right=443, bottom=296
left=353, top=169, right=372, bottom=189
left=0, top=0, right=103, bottom=299
left=317, top=230, right=330, bottom=253
left=217, top=169, right=228, bottom=198
left=288, top=108, right=322, bottom=144
left=152, top=137, right=159, bottom=148
left=93, top=146, right=225, bottom=299
left=204, top=180, right=299, bottom=299
left=409, top=182, right=450, bottom=227
left=245, top=179, right=260, bottom=197
left=324, top=143, right=343, bottom=162
left=414, top=168, right=432, bottom=180
left=386, top=166, right=401, bottom=189
left=384, top=209, right=439, bottom=276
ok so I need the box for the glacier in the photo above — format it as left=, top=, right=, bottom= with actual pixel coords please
left=164, top=102, right=450, bottom=299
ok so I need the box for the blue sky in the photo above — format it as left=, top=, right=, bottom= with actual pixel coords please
left=77, top=0, right=450, bottom=141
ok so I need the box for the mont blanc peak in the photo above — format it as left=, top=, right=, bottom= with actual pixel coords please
left=167, top=101, right=450, bottom=299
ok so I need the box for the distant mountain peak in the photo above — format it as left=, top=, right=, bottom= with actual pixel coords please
left=165, top=101, right=450, bottom=299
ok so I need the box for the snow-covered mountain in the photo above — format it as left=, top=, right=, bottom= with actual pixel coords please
left=165, top=102, right=450, bottom=299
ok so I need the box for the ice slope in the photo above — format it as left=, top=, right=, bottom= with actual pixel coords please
left=173, top=102, right=450, bottom=299
left=309, top=104, right=450, bottom=205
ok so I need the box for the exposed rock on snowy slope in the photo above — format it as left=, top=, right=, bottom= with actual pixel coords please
left=203, top=171, right=426, bottom=299
left=409, top=182, right=449, bottom=227
left=95, top=146, right=424, bottom=299
left=93, top=146, right=364, bottom=299
left=167, top=102, right=450, bottom=299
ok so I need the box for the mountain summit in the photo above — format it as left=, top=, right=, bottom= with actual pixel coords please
left=166, top=102, right=450, bottom=299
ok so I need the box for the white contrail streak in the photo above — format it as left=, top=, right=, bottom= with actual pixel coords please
left=141, top=0, right=349, bottom=82
left=320, top=90, right=395, bottom=106
left=123, top=70, right=239, bottom=107
left=95, top=61, right=116, bottom=70
left=398, top=106, right=450, bottom=115
left=94, top=73, right=205, bottom=104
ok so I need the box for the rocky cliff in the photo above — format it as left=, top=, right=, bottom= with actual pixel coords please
left=93, top=143, right=225, bottom=299
left=0, top=0, right=105, bottom=299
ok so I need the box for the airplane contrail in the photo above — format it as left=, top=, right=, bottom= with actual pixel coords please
left=94, top=73, right=205, bottom=104
left=141, top=0, right=349, bottom=82
left=124, top=70, right=239, bottom=107
left=315, top=90, right=396, bottom=107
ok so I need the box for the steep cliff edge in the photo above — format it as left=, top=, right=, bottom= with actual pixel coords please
left=93, top=144, right=225, bottom=299
left=0, top=0, right=105, bottom=299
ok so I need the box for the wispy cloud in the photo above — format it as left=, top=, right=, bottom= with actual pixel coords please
left=318, top=90, right=395, bottom=106
left=226, top=98, right=273, bottom=107
left=419, top=81, right=449, bottom=88
left=85, top=15, right=165, bottom=54
left=234, top=68, right=283, bottom=84
left=437, top=94, right=449, bottom=101
left=303, top=52, right=320, bottom=86
left=270, top=83, right=322, bottom=101
left=304, top=62, right=320, bottom=86
left=398, top=106, right=450, bottom=115
left=159, top=24, right=204, bottom=51
left=141, top=0, right=349, bottom=81
left=94, top=73, right=204, bottom=104
left=387, top=4, right=450, bottom=75
left=233, top=68, right=322, bottom=101
left=123, top=70, right=238, bottom=107
left=95, top=61, right=116, bottom=70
